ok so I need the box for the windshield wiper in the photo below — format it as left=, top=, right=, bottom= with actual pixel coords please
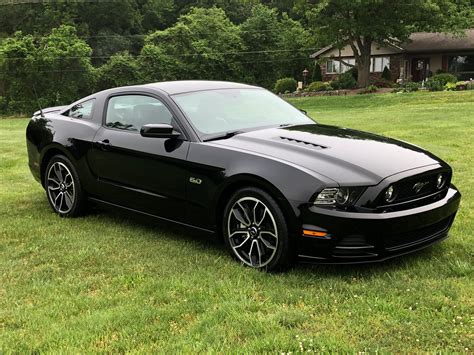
left=203, top=130, right=244, bottom=142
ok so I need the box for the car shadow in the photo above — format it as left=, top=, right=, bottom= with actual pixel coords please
left=90, top=203, right=439, bottom=277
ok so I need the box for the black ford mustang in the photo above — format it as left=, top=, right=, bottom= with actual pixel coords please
left=26, top=81, right=461, bottom=270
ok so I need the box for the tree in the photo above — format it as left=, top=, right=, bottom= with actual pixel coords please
left=140, top=7, right=245, bottom=82
left=0, top=32, right=38, bottom=113
left=96, top=51, right=142, bottom=91
left=0, top=25, right=96, bottom=113
left=240, top=4, right=282, bottom=87
left=308, top=0, right=473, bottom=87
left=277, top=13, right=314, bottom=82
left=240, top=4, right=313, bottom=88
left=37, top=25, right=96, bottom=106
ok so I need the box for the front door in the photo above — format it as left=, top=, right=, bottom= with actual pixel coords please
left=411, top=57, right=430, bottom=82
left=90, top=93, right=190, bottom=221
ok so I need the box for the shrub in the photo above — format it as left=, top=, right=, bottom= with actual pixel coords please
left=381, top=66, right=391, bottom=81
left=312, top=64, right=322, bottom=82
left=359, top=85, right=378, bottom=94
left=331, top=72, right=357, bottom=90
left=425, top=80, right=444, bottom=92
left=393, top=82, right=421, bottom=93
left=305, top=81, right=333, bottom=92
left=274, top=78, right=297, bottom=94
left=370, top=78, right=394, bottom=88
left=430, top=73, right=457, bottom=86
left=347, top=66, right=358, bottom=81
left=455, top=81, right=468, bottom=90
left=0, top=96, right=6, bottom=114
left=445, top=82, right=457, bottom=91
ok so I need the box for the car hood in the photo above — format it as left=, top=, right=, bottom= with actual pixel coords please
left=211, top=124, right=443, bottom=185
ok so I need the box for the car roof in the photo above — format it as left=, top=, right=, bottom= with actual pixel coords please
left=144, top=80, right=260, bottom=95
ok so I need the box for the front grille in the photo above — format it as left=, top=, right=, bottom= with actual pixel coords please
left=395, top=173, right=442, bottom=202
left=384, top=215, right=453, bottom=251
left=375, top=169, right=451, bottom=209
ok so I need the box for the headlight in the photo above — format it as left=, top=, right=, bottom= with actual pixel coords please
left=384, top=185, right=396, bottom=203
left=314, top=187, right=364, bottom=207
left=314, top=188, right=338, bottom=205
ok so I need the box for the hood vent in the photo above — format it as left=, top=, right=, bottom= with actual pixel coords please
left=279, top=136, right=328, bottom=149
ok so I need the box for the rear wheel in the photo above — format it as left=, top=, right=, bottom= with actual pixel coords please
left=45, top=155, right=85, bottom=217
left=223, top=187, right=293, bottom=271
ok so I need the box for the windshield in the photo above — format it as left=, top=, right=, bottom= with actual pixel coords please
left=171, top=88, right=313, bottom=136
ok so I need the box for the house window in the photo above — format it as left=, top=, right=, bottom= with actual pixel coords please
left=326, top=58, right=355, bottom=74
left=371, top=57, right=390, bottom=73
left=326, top=60, right=339, bottom=74
left=448, top=55, right=474, bottom=80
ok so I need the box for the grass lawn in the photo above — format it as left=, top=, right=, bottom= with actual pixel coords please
left=1, top=91, right=473, bottom=352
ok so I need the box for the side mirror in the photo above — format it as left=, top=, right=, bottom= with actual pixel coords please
left=140, top=124, right=181, bottom=139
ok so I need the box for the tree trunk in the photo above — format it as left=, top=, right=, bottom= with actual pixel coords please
left=357, top=51, right=371, bottom=88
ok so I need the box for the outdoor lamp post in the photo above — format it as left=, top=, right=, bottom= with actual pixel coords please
left=302, top=68, right=309, bottom=87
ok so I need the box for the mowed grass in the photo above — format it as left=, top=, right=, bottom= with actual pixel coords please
left=1, top=91, right=473, bottom=352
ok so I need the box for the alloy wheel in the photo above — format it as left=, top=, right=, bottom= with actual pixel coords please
left=227, top=197, right=278, bottom=268
left=46, top=161, right=75, bottom=214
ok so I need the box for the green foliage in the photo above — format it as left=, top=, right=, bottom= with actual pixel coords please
left=425, top=73, right=459, bottom=91
left=274, top=77, right=297, bottom=93
left=370, top=78, right=394, bottom=88
left=239, top=4, right=313, bottom=88
left=358, top=85, right=378, bottom=94
left=312, top=63, right=322, bottom=82
left=1, top=0, right=472, bottom=113
left=455, top=81, right=469, bottom=90
left=140, top=7, right=245, bottom=82
left=307, top=0, right=473, bottom=87
left=382, top=66, right=391, bottom=81
left=331, top=72, right=357, bottom=90
left=430, top=73, right=458, bottom=85
left=445, top=82, right=457, bottom=91
left=0, top=25, right=96, bottom=114
left=305, top=81, right=333, bottom=92
left=348, top=66, right=358, bottom=81
left=393, top=81, right=421, bottom=93
left=425, top=80, right=445, bottom=92
left=140, top=0, right=176, bottom=31
left=38, top=25, right=96, bottom=106
left=96, top=52, right=142, bottom=91
left=0, top=96, right=6, bottom=113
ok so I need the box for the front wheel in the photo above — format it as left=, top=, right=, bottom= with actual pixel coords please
left=44, top=155, right=86, bottom=217
left=223, top=187, right=293, bottom=271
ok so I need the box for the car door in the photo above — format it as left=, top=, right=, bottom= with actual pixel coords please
left=90, top=93, right=190, bottom=221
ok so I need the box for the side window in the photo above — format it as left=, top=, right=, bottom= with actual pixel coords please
left=69, top=99, right=95, bottom=119
left=105, top=95, right=173, bottom=131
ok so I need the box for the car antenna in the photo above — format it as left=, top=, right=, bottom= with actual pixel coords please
left=32, top=85, right=45, bottom=118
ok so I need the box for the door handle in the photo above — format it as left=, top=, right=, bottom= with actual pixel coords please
left=97, top=139, right=111, bottom=151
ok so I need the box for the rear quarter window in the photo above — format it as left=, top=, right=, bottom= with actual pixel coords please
left=66, top=99, right=95, bottom=119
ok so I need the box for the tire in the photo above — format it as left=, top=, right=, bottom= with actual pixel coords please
left=44, top=154, right=86, bottom=217
left=223, top=187, right=294, bottom=271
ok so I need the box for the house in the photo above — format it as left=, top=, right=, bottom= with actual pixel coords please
left=310, top=29, right=474, bottom=82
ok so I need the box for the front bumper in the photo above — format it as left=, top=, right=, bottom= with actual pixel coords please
left=296, top=186, right=461, bottom=264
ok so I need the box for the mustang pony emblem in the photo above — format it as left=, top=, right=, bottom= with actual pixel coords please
left=413, top=181, right=430, bottom=193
